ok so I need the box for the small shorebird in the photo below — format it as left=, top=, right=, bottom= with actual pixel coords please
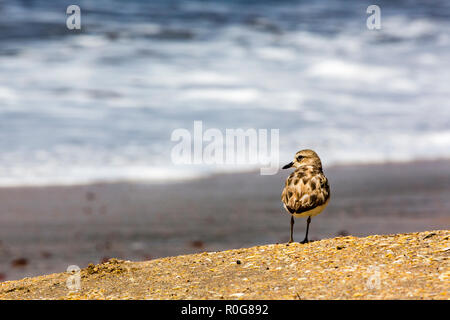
left=281, top=149, right=330, bottom=243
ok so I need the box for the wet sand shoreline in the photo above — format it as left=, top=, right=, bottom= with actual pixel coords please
left=1, top=159, right=450, bottom=281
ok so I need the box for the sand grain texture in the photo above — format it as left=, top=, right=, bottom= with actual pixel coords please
left=1, top=230, right=448, bottom=300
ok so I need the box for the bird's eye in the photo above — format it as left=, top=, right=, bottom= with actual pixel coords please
left=297, top=155, right=303, bottom=161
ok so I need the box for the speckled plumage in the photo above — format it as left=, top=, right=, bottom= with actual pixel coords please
left=281, top=165, right=330, bottom=216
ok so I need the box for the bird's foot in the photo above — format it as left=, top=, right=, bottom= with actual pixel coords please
left=300, top=239, right=309, bottom=244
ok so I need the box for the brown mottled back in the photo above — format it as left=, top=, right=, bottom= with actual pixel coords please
left=281, top=157, right=330, bottom=215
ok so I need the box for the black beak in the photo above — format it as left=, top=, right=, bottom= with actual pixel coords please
left=282, top=161, right=294, bottom=169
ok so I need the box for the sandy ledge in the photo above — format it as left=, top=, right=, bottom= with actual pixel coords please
left=0, top=230, right=448, bottom=300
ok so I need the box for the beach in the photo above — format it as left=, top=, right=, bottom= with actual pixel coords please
left=0, top=230, right=448, bottom=299
left=1, top=159, right=449, bottom=282
left=1, top=0, right=449, bottom=301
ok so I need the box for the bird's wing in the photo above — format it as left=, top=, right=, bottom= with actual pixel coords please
left=281, top=169, right=330, bottom=214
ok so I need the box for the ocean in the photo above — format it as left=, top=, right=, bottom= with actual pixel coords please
left=0, top=0, right=449, bottom=185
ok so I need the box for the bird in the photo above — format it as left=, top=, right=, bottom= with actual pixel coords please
left=281, top=149, right=330, bottom=244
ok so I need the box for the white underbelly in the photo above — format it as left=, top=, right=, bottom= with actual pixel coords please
left=286, top=198, right=330, bottom=218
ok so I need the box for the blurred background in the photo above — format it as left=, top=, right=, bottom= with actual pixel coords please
left=0, top=0, right=449, bottom=281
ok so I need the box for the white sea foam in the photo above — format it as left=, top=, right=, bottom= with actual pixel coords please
left=0, top=0, right=449, bottom=186
left=307, top=59, right=401, bottom=82
left=180, top=88, right=261, bottom=103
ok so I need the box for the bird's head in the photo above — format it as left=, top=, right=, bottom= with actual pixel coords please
left=282, top=149, right=322, bottom=170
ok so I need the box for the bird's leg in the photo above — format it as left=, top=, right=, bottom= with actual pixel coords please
left=301, top=216, right=311, bottom=244
left=289, top=215, right=295, bottom=243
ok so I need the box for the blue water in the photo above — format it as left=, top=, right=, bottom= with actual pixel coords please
left=0, top=0, right=449, bottom=186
